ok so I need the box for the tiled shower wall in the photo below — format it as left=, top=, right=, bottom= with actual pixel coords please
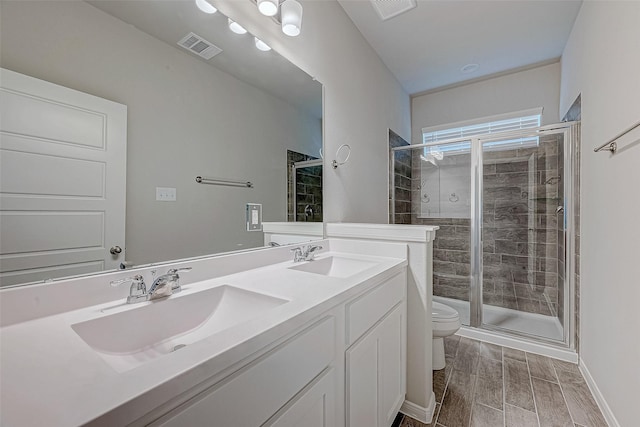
left=389, top=130, right=412, bottom=224
left=287, top=150, right=322, bottom=222
left=410, top=135, right=564, bottom=317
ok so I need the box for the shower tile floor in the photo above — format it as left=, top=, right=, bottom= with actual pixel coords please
left=395, top=335, right=607, bottom=427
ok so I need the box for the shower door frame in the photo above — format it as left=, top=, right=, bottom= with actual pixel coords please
left=291, top=159, right=322, bottom=222
left=390, top=122, right=578, bottom=349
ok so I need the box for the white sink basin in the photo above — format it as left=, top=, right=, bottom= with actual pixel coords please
left=72, top=285, right=288, bottom=372
left=288, top=256, right=377, bottom=278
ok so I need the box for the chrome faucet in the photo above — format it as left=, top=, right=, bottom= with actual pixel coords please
left=147, top=267, right=192, bottom=300
left=109, top=267, right=191, bottom=304
left=291, top=244, right=323, bottom=262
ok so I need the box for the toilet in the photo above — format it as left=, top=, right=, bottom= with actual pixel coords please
left=432, top=301, right=461, bottom=370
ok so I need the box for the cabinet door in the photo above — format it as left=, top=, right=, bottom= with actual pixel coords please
left=346, top=328, right=379, bottom=427
left=346, top=303, right=405, bottom=427
left=265, top=368, right=335, bottom=427
left=377, top=304, right=404, bottom=427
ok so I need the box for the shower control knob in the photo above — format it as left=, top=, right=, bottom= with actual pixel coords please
left=110, top=245, right=123, bottom=255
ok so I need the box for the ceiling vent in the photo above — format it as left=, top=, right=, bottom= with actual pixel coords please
left=177, top=32, right=222, bottom=60
left=370, top=0, right=417, bottom=21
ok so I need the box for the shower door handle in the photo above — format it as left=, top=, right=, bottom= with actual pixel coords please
left=556, top=206, right=564, bottom=214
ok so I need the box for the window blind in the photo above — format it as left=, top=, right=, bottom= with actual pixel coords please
left=423, top=114, right=541, bottom=145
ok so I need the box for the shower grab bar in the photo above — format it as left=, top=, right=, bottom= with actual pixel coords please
left=594, top=120, right=640, bottom=154
left=195, top=176, right=253, bottom=188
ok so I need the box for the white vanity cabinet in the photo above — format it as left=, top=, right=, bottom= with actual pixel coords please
left=142, top=271, right=407, bottom=427
left=149, top=317, right=336, bottom=427
left=345, top=272, right=407, bottom=427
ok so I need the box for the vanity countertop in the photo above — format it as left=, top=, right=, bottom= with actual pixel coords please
left=0, top=240, right=407, bottom=427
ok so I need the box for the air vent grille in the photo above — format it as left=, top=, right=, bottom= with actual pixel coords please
left=177, top=32, right=222, bottom=60
left=370, top=0, right=417, bottom=21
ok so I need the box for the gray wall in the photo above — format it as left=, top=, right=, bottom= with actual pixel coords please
left=412, top=62, right=561, bottom=145
left=214, top=0, right=411, bottom=224
left=0, top=1, right=321, bottom=265
left=560, top=3, right=640, bottom=424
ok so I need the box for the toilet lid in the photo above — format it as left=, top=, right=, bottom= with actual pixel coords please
left=432, top=301, right=460, bottom=321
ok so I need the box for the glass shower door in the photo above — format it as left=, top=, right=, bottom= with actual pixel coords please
left=477, top=128, right=571, bottom=342
left=392, top=140, right=473, bottom=325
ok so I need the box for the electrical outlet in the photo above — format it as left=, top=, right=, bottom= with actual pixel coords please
left=156, top=187, right=176, bottom=201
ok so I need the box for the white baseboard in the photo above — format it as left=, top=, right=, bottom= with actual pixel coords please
left=579, top=358, right=620, bottom=427
left=400, top=392, right=436, bottom=424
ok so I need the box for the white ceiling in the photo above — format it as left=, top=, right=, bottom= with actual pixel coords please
left=338, top=0, right=582, bottom=95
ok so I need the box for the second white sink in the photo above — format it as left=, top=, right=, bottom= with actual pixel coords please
left=288, top=256, right=377, bottom=278
left=72, top=285, right=288, bottom=372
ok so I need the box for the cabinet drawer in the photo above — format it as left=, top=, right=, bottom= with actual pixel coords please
left=150, top=316, right=335, bottom=427
left=345, top=271, right=406, bottom=346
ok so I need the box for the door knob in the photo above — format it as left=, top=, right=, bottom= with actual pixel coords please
left=110, top=246, right=122, bottom=255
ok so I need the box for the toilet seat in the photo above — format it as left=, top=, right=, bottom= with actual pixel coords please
left=433, top=301, right=459, bottom=322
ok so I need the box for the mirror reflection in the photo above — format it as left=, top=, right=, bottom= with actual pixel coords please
left=0, top=0, right=323, bottom=287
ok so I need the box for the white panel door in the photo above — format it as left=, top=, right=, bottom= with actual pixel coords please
left=0, top=68, right=127, bottom=286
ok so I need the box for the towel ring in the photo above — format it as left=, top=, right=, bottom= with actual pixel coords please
left=332, top=144, right=351, bottom=169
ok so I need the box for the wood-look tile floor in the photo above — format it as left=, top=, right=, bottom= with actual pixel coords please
left=396, top=335, right=608, bottom=427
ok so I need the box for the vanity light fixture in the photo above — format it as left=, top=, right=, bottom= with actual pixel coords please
left=228, top=18, right=248, bottom=35
left=281, top=0, right=303, bottom=37
left=252, top=0, right=304, bottom=36
left=195, top=0, right=217, bottom=14
left=257, top=0, right=279, bottom=17
left=254, top=37, right=271, bottom=51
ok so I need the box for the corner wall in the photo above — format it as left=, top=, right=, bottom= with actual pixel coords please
left=560, top=3, right=640, bottom=426
left=213, top=0, right=411, bottom=224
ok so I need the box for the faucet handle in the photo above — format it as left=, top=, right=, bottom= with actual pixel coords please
left=166, top=267, right=191, bottom=292
left=110, top=274, right=144, bottom=287
left=110, top=275, right=147, bottom=304
left=291, top=247, right=304, bottom=262
left=303, top=244, right=323, bottom=261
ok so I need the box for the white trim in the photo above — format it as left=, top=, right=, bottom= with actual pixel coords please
left=262, top=222, right=323, bottom=236
left=579, top=359, right=619, bottom=427
left=421, top=107, right=543, bottom=134
left=325, top=223, right=438, bottom=243
left=457, top=327, right=578, bottom=363
left=400, top=392, right=437, bottom=424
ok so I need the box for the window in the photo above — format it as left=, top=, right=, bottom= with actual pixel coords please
left=421, top=108, right=542, bottom=153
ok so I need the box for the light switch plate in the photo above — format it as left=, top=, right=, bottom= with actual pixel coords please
left=156, top=187, right=176, bottom=201
left=246, top=203, right=262, bottom=231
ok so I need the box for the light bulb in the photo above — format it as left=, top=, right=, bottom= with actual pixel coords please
left=281, top=0, right=302, bottom=37
left=228, top=18, right=247, bottom=35
left=195, top=0, right=217, bottom=14
left=257, top=0, right=278, bottom=17
left=254, top=37, right=271, bottom=52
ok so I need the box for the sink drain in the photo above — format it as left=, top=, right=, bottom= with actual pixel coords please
left=172, top=344, right=187, bottom=352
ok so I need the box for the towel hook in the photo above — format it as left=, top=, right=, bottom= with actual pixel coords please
left=332, top=144, right=351, bottom=169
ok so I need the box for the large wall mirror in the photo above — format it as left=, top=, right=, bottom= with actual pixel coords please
left=0, top=0, right=323, bottom=287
